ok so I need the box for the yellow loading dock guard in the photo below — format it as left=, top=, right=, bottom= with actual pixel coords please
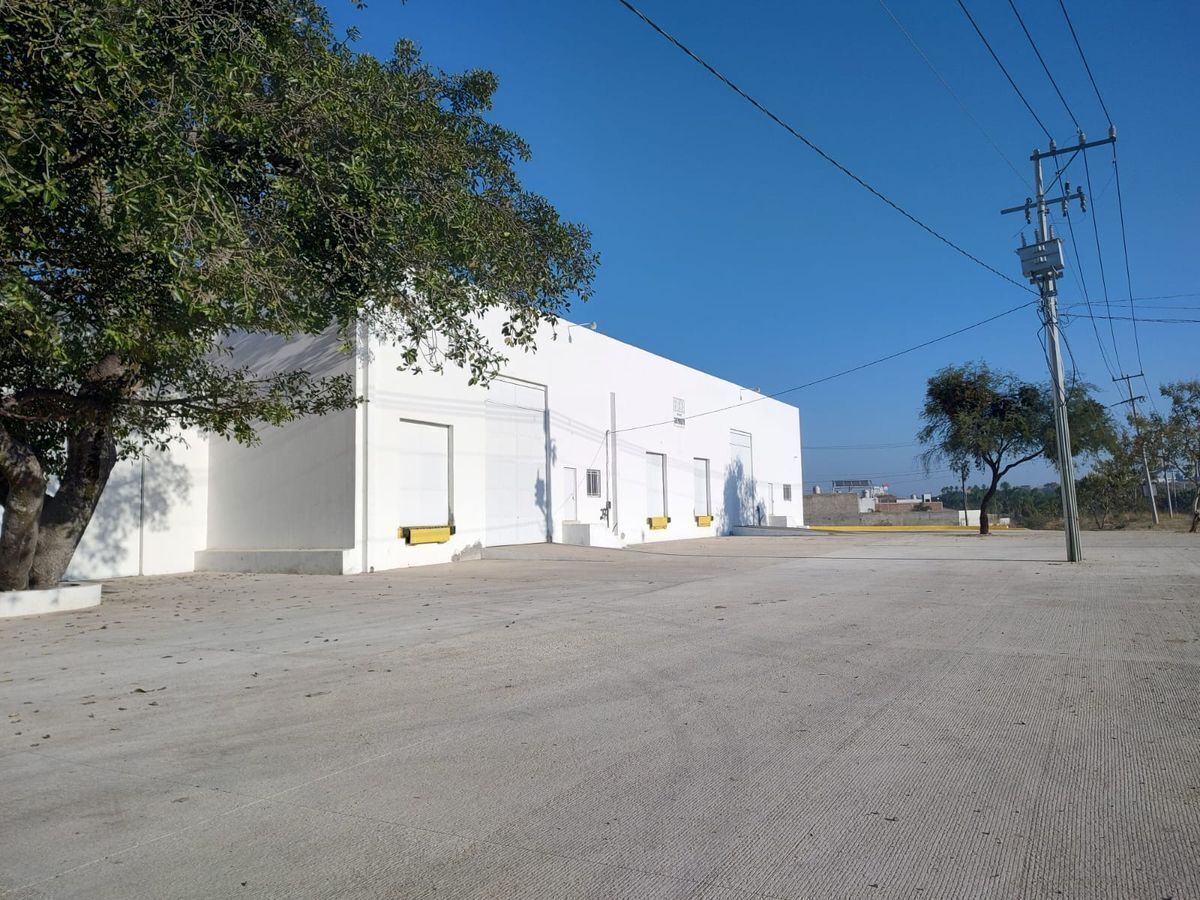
left=399, top=525, right=456, bottom=545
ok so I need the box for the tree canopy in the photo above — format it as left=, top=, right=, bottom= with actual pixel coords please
left=0, top=0, right=597, bottom=589
left=1154, top=380, right=1200, bottom=531
left=918, top=363, right=1114, bottom=534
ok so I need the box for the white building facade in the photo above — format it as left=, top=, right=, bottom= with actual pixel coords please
left=68, top=317, right=804, bottom=578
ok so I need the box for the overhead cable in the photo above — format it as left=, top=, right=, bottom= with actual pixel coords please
left=1111, top=144, right=1151, bottom=402
left=1057, top=0, right=1114, bottom=125
left=616, top=0, right=1034, bottom=294
left=954, top=0, right=1052, bottom=140
left=616, top=299, right=1038, bottom=433
left=806, top=441, right=920, bottom=450
left=1080, top=147, right=1123, bottom=371
left=1062, top=314, right=1200, bottom=325
left=1007, top=0, right=1080, bottom=129
left=1059, top=207, right=1118, bottom=380
left=877, top=0, right=1029, bottom=189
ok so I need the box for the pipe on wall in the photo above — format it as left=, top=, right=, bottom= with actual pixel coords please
left=360, top=322, right=370, bottom=574
left=609, top=391, right=618, bottom=536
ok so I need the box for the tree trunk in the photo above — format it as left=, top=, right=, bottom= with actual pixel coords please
left=978, top=470, right=1001, bottom=536
left=27, top=426, right=117, bottom=589
left=0, top=426, right=48, bottom=591
left=1192, top=461, right=1200, bottom=534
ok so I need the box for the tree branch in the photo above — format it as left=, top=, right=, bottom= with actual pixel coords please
left=998, top=448, right=1046, bottom=478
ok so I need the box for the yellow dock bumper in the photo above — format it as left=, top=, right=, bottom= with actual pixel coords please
left=399, top=525, right=454, bottom=545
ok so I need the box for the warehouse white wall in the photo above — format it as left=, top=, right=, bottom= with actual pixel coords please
left=355, top=313, right=803, bottom=571
left=31, top=312, right=803, bottom=581
left=68, top=432, right=209, bottom=580
left=543, top=323, right=804, bottom=546
left=204, top=331, right=357, bottom=554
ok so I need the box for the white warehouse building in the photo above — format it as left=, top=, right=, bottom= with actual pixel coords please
left=66, top=316, right=804, bottom=579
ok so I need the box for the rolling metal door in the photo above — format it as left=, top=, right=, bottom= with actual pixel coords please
left=396, top=421, right=451, bottom=526
left=646, top=452, right=666, bottom=519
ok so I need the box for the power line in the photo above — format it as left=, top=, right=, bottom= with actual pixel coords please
left=1044, top=148, right=1079, bottom=197
left=1080, top=146, right=1123, bottom=372
left=1048, top=150, right=1118, bottom=381
left=1065, top=303, right=1200, bottom=312
left=1055, top=320, right=1082, bottom=384
left=616, top=298, right=1038, bottom=433
left=955, top=0, right=1052, bottom=140
left=807, top=466, right=955, bottom=482
left=616, top=0, right=1034, bottom=294
left=1126, top=292, right=1200, bottom=302
left=1057, top=0, right=1113, bottom=125
left=1062, top=314, right=1200, bottom=325
left=1059, top=206, right=1117, bottom=380
left=1110, top=144, right=1153, bottom=407
left=1007, top=0, right=1080, bottom=129
left=1055, top=1, right=1153, bottom=411
left=877, top=0, right=1029, bottom=189
left=806, top=441, right=921, bottom=450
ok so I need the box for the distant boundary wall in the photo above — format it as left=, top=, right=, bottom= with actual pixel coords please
left=856, top=510, right=960, bottom=526
left=804, top=493, right=959, bottom=526
left=804, top=493, right=860, bottom=525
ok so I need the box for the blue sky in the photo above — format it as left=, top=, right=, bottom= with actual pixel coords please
left=329, top=0, right=1200, bottom=496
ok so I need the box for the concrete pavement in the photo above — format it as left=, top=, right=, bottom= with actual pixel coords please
left=2, top=530, right=1198, bottom=898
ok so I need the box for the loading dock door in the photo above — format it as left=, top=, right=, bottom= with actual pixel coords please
left=396, top=420, right=451, bottom=526
left=729, top=430, right=755, bottom=526
left=646, top=452, right=667, bottom=519
left=485, top=378, right=549, bottom=545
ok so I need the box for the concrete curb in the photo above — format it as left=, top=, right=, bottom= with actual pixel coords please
left=0, top=582, right=102, bottom=618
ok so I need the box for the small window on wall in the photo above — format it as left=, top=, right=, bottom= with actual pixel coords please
left=783, top=483, right=793, bottom=501
left=586, top=469, right=601, bottom=497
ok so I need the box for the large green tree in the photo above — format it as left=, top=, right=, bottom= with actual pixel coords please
left=918, top=363, right=1114, bottom=534
left=0, top=0, right=597, bottom=590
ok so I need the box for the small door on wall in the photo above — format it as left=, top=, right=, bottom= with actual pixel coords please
left=563, top=466, right=578, bottom=521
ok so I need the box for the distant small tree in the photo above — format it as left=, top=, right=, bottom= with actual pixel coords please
left=1159, top=381, right=1200, bottom=532
left=918, top=363, right=1114, bottom=535
left=1078, top=442, right=1142, bottom=529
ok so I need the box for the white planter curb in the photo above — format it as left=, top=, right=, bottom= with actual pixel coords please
left=1, top=583, right=102, bottom=619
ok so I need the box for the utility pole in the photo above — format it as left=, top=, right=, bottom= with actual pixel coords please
left=1001, top=129, right=1115, bottom=561
left=1165, top=458, right=1174, bottom=518
left=960, top=463, right=969, bottom=526
left=1112, top=372, right=1159, bottom=525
